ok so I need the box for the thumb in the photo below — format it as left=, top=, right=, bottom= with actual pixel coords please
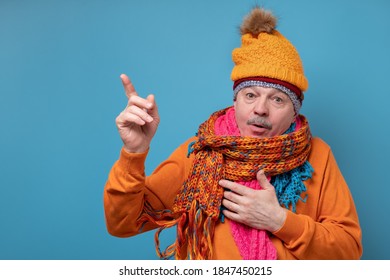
left=146, top=94, right=159, bottom=118
left=256, top=170, right=274, bottom=191
left=146, top=94, right=155, bottom=106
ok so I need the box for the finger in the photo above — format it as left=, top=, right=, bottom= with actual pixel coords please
left=223, top=189, right=243, bottom=205
left=127, top=95, right=153, bottom=111
left=219, top=179, right=249, bottom=196
left=116, top=113, right=145, bottom=127
left=222, top=208, right=241, bottom=222
left=146, top=94, right=158, bottom=111
left=256, top=170, right=274, bottom=190
left=146, top=94, right=155, bottom=107
left=120, top=74, right=138, bottom=99
left=124, top=104, right=154, bottom=124
left=116, top=109, right=147, bottom=126
left=222, top=198, right=239, bottom=214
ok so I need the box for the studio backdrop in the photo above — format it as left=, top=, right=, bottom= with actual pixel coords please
left=1, top=0, right=389, bottom=260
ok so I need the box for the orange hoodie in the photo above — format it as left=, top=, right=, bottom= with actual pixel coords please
left=104, top=137, right=362, bottom=259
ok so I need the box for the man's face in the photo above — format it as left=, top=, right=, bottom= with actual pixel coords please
left=234, top=86, right=296, bottom=138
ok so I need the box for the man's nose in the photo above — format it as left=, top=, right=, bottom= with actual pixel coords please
left=254, top=97, right=269, bottom=116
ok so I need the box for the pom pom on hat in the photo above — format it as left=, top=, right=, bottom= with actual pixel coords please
left=231, top=7, right=308, bottom=104
left=240, top=7, right=277, bottom=36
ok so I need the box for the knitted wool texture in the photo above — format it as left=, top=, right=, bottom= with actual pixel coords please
left=216, top=107, right=313, bottom=259
left=215, top=107, right=277, bottom=260
left=231, top=7, right=308, bottom=93
left=140, top=107, right=313, bottom=260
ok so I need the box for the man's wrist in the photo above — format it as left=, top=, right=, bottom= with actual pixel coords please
left=271, top=207, right=287, bottom=233
left=123, top=145, right=149, bottom=154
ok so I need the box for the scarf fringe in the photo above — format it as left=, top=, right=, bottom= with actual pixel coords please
left=186, top=200, right=216, bottom=259
left=137, top=201, right=179, bottom=259
left=138, top=200, right=216, bottom=260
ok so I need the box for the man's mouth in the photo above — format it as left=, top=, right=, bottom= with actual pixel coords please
left=253, top=123, right=265, bottom=128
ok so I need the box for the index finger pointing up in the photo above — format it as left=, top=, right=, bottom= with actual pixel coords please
left=120, top=74, right=138, bottom=99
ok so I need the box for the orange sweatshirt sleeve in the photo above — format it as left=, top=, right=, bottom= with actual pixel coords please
left=104, top=138, right=195, bottom=238
left=272, top=138, right=363, bottom=259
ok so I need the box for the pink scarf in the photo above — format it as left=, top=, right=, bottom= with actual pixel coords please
left=214, top=107, right=278, bottom=260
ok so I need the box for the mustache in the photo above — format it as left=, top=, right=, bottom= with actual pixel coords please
left=246, top=117, right=272, bottom=129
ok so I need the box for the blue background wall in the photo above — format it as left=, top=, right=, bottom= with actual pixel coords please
left=1, top=0, right=389, bottom=259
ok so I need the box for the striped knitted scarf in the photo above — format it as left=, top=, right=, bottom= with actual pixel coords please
left=140, top=107, right=312, bottom=260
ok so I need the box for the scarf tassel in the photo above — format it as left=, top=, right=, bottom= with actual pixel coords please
left=138, top=200, right=217, bottom=260
left=185, top=200, right=216, bottom=259
left=137, top=201, right=179, bottom=259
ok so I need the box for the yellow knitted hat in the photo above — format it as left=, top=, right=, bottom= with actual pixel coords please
left=231, top=7, right=308, bottom=94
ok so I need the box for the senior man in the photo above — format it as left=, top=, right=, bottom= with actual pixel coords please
left=104, top=7, right=362, bottom=260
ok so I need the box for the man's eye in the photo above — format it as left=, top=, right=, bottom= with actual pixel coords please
left=246, top=92, right=255, bottom=99
left=273, top=96, right=283, bottom=103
